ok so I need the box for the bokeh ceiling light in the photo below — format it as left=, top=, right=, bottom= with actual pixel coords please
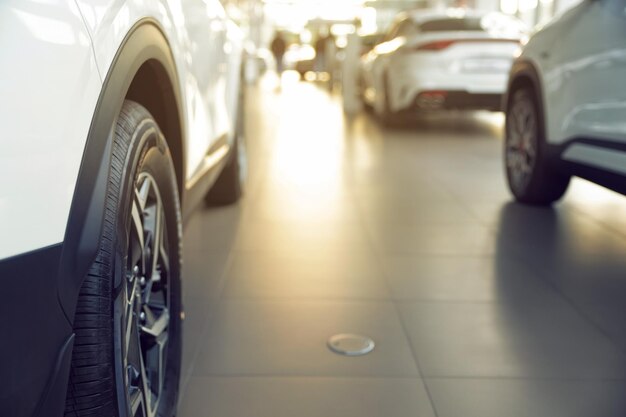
left=264, top=0, right=366, bottom=26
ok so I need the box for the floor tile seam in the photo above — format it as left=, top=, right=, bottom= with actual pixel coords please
left=179, top=239, right=241, bottom=400
left=217, top=296, right=514, bottom=304
left=369, top=248, right=498, bottom=256
left=506, top=249, right=626, bottom=357
left=418, top=169, right=491, bottom=227
left=213, top=297, right=396, bottom=305
left=179, top=317, right=213, bottom=402
left=381, top=252, right=497, bottom=259
left=423, top=375, right=626, bottom=382
left=390, top=302, right=442, bottom=417
left=348, top=176, right=442, bottom=417
left=393, top=298, right=521, bottom=305
left=220, top=295, right=395, bottom=302
left=191, top=373, right=425, bottom=380
left=227, top=249, right=379, bottom=257
left=566, top=203, right=626, bottom=242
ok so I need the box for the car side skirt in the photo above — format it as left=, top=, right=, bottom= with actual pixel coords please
left=553, top=138, right=626, bottom=195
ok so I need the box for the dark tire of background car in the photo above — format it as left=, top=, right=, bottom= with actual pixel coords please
left=64, top=101, right=182, bottom=417
left=505, top=87, right=570, bottom=205
left=205, top=81, right=246, bottom=205
left=380, top=74, right=402, bottom=128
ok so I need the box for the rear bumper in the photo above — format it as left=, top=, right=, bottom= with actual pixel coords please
left=389, top=67, right=508, bottom=112
left=412, top=91, right=503, bottom=111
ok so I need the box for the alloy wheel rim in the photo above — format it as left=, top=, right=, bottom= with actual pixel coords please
left=124, top=172, right=171, bottom=417
left=506, top=95, right=538, bottom=192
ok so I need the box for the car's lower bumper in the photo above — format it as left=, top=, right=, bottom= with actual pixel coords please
left=389, top=68, right=508, bottom=112
left=0, top=244, right=74, bottom=417
left=412, top=91, right=503, bottom=111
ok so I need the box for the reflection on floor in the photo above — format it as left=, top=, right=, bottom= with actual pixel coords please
left=178, top=76, right=626, bottom=417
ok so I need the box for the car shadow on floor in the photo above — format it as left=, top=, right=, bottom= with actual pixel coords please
left=494, top=201, right=626, bottom=352
left=353, top=109, right=505, bottom=140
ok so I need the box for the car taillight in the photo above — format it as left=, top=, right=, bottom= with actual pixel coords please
left=416, top=40, right=456, bottom=51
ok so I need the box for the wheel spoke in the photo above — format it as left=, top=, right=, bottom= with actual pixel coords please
left=129, top=387, right=144, bottom=416
left=150, top=195, right=163, bottom=281
left=123, top=172, right=171, bottom=417
left=135, top=176, right=151, bottom=212
left=125, top=283, right=138, bottom=361
left=130, top=200, right=145, bottom=270
left=506, top=94, right=539, bottom=192
left=141, top=306, right=170, bottom=338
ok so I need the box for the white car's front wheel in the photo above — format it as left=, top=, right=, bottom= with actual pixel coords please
left=505, top=87, right=570, bottom=205
left=65, top=101, right=182, bottom=417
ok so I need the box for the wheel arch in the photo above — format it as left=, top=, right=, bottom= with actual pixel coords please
left=126, top=60, right=185, bottom=197
left=57, top=19, right=186, bottom=326
left=504, top=58, right=546, bottom=119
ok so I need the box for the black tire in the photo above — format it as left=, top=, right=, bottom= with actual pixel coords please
left=205, top=83, right=246, bottom=205
left=504, top=87, right=570, bottom=205
left=379, top=74, right=401, bottom=127
left=358, top=75, right=373, bottom=113
left=65, top=101, right=182, bottom=417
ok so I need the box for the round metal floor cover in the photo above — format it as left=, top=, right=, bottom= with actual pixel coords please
left=327, top=334, right=375, bottom=356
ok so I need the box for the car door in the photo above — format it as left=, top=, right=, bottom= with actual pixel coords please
left=547, top=0, right=626, bottom=145
left=174, top=0, right=231, bottom=180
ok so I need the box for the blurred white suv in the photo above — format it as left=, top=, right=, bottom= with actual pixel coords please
left=504, top=0, right=626, bottom=204
left=0, top=1, right=245, bottom=416
left=360, top=9, right=527, bottom=124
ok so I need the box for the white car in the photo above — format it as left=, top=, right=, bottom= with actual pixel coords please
left=0, top=1, right=245, bottom=416
left=504, top=0, right=626, bottom=204
left=360, top=9, right=527, bottom=124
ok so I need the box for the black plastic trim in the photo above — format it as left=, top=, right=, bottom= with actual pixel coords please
left=551, top=137, right=626, bottom=195
left=33, top=335, right=75, bottom=417
left=413, top=91, right=503, bottom=111
left=0, top=244, right=72, bottom=417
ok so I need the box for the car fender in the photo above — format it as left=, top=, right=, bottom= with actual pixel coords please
left=58, top=19, right=185, bottom=326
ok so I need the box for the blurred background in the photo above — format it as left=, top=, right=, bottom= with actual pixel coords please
left=224, top=0, right=576, bottom=84
left=179, top=1, right=626, bottom=416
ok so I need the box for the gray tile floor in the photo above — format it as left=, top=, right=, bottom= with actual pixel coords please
left=178, top=77, right=626, bottom=417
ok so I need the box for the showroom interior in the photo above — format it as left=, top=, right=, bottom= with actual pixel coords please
left=4, top=0, right=624, bottom=416
left=172, top=0, right=626, bottom=416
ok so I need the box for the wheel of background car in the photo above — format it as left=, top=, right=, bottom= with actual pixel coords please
left=359, top=75, right=373, bottom=112
left=65, top=101, right=182, bottom=417
left=379, top=74, right=402, bottom=127
left=205, top=80, right=246, bottom=205
left=505, top=87, right=570, bottom=205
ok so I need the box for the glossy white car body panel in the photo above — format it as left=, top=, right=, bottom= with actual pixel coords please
left=0, top=0, right=102, bottom=259
left=520, top=0, right=626, bottom=173
left=75, top=0, right=242, bottom=180
left=0, top=0, right=242, bottom=260
left=361, top=9, right=525, bottom=114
